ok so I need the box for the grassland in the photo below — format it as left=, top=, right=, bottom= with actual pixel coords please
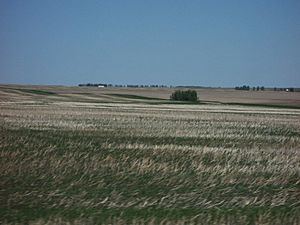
left=0, top=85, right=300, bottom=224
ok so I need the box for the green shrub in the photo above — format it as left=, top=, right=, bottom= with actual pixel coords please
left=170, top=90, right=198, bottom=102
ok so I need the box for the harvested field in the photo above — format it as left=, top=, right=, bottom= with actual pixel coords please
left=0, top=85, right=300, bottom=224
left=1, top=84, right=300, bottom=107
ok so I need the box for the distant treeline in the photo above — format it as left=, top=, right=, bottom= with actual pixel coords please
left=78, top=83, right=205, bottom=88
left=235, top=85, right=264, bottom=91
left=273, top=87, right=295, bottom=92
left=78, top=83, right=170, bottom=88
left=235, top=85, right=297, bottom=92
left=78, top=83, right=298, bottom=92
left=79, top=83, right=111, bottom=87
left=78, top=84, right=216, bottom=89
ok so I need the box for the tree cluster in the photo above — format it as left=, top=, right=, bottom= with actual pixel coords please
left=235, top=85, right=250, bottom=90
left=235, top=85, right=265, bottom=91
left=170, top=90, right=198, bottom=102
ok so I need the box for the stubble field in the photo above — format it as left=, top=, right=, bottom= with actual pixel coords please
left=0, top=85, right=300, bottom=224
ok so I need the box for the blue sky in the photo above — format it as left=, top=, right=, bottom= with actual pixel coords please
left=1, top=0, right=299, bottom=87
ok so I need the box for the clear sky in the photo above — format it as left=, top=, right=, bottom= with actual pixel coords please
left=1, top=0, right=299, bottom=87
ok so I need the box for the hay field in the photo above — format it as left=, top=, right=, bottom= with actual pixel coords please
left=0, top=85, right=300, bottom=224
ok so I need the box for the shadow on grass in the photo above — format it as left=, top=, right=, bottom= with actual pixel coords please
left=16, top=89, right=57, bottom=96
left=105, top=93, right=165, bottom=101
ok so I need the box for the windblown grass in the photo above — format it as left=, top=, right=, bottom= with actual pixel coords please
left=0, top=88, right=300, bottom=224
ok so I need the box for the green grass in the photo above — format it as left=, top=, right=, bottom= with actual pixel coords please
left=1, top=124, right=300, bottom=224
left=2, top=206, right=299, bottom=224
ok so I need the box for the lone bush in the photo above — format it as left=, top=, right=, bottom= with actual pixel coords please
left=170, top=90, right=198, bottom=102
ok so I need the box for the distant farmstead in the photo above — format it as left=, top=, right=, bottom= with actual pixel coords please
left=285, top=88, right=294, bottom=92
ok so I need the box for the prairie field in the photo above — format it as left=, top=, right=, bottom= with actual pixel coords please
left=0, top=85, right=300, bottom=224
